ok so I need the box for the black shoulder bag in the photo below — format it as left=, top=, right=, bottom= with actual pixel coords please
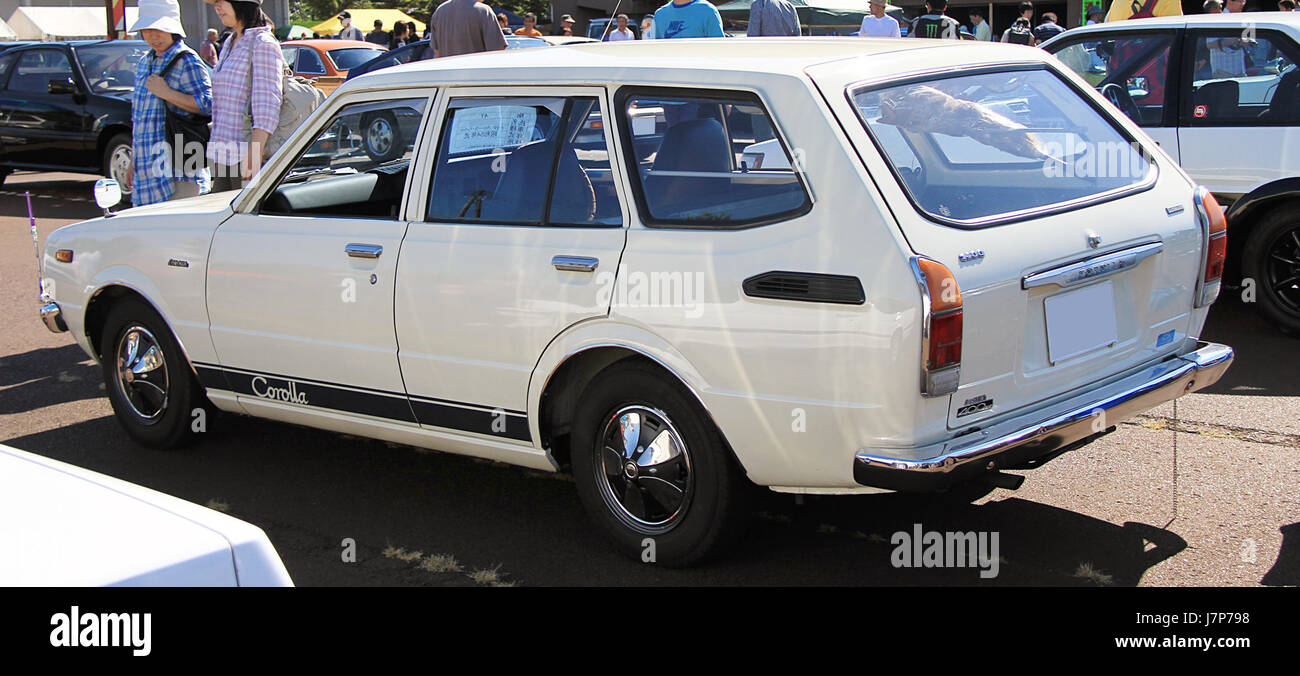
left=158, top=50, right=212, bottom=160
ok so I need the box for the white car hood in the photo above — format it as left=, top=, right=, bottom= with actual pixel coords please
left=0, top=444, right=292, bottom=586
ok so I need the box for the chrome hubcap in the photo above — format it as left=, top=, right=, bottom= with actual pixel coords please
left=110, top=145, right=132, bottom=194
left=595, top=405, right=692, bottom=534
left=1266, top=225, right=1300, bottom=315
left=367, top=118, right=393, bottom=156
left=115, top=325, right=168, bottom=422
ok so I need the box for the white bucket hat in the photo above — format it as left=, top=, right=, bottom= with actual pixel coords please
left=130, top=0, right=186, bottom=37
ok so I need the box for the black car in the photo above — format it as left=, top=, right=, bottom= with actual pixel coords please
left=0, top=40, right=148, bottom=191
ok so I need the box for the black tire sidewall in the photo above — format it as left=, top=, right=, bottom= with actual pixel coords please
left=363, top=112, right=400, bottom=162
left=571, top=362, right=749, bottom=566
left=1241, top=209, right=1300, bottom=333
left=100, top=298, right=198, bottom=449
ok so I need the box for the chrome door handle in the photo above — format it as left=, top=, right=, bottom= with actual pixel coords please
left=345, top=243, right=383, bottom=259
left=552, top=255, right=598, bottom=272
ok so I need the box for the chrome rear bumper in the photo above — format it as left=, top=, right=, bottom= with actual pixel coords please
left=854, top=341, right=1233, bottom=491
left=40, top=302, right=67, bottom=333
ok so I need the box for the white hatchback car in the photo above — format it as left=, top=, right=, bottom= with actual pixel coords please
left=1042, top=14, right=1300, bottom=332
left=39, top=39, right=1233, bottom=565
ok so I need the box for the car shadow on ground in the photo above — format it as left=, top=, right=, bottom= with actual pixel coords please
left=0, top=344, right=102, bottom=414
left=1200, top=292, right=1300, bottom=397
left=1261, top=522, right=1299, bottom=586
left=4, top=411, right=1189, bottom=586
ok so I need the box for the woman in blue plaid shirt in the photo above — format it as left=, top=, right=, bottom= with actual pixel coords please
left=126, top=0, right=213, bottom=206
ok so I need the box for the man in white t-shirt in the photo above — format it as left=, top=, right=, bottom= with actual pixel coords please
left=607, top=13, right=636, bottom=40
left=859, top=0, right=901, bottom=37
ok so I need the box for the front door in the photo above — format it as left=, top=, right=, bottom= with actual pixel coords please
left=394, top=88, right=628, bottom=442
left=0, top=49, right=87, bottom=168
left=205, top=94, right=434, bottom=422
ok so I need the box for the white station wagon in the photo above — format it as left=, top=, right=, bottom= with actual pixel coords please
left=39, top=39, right=1234, bottom=565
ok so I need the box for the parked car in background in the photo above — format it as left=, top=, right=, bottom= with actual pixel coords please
left=1043, top=14, right=1300, bottom=332
left=0, top=40, right=146, bottom=191
left=282, top=39, right=386, bottom=95
left=39, top=39, right=1233, bottom=565
left=0, top=443, right=292, bottom=586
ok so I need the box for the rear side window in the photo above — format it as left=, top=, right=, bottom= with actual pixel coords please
left=618, top=90, right=810, bottom=228
left=851, top=68, right=1155, bottom=226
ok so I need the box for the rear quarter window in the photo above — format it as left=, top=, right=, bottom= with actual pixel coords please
left=850, top=67, right=1156, bottom=227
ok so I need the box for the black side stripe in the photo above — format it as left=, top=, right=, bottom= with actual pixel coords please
left=193, top=363, right=530, bottom=442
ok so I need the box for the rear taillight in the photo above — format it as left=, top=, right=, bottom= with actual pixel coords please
left=912, top=256, right=962, bottom=396
left=1193, top=187, right=1228, bottom=307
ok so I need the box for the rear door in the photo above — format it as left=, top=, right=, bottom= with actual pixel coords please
left=818, top=63, right=1205, bottom=428
left=1176, top=27, right=1300, bottom=197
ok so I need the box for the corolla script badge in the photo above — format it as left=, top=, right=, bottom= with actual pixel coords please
left=251, top=376, right=309, bottom=405
left=167, top=258, right=189, bottom=268
left=958, top=250, right=985, bottom=263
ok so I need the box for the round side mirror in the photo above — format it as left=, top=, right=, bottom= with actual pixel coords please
left=93, top=178, right=122, bottom=210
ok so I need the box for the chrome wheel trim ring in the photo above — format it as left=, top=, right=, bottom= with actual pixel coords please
left=367, top=118, right=394, bottom=156
left=110, top=144, right=133, bottom=195
left=594, top=405, right=694, bottom=535
left=114, top=324, right=169, bottom=423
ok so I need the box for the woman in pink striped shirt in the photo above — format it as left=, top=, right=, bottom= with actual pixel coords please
left=205, top=0, right=282, bottom=191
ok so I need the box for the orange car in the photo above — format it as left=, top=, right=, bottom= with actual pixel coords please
left=280, top=39, right=387, bottom=95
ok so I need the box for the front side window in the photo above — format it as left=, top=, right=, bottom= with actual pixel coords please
left=852, top=68, right=1154, bottom=226
left=1051, top=33, right=1174, bottom=126
left=261, top=97, right=428, bottom=219
left=618, top=91, right=810, bottom=227
left=426, top=96, right=622, bottom=226
left=10, top=50, right=73, bottom=94
left=1185, top=30, right=1300, bottom=125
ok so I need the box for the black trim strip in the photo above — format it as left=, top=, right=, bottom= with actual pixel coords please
left=193, top=363, right=531, bottom=442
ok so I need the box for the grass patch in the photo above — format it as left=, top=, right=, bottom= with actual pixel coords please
left=1073, top=561, right=1114, bottom=586
left=205, top=499, right=229, bottom=513
left=419, top=553, right=464, bottom=574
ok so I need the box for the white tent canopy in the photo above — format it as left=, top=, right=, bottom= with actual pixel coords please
left=0, top=17, right=18, bottom=41
left=6, top=6, right=140, bottom=41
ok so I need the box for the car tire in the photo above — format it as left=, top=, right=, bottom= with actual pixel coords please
left=100, top=297, right=208, bottom=449
left=360, top=111, right=401, bottom=163
left=102, top=132, right=133, bottom=203
left=1240, top=207, right=1300, bottom=334
left=571, top=360, right=751, bottom=566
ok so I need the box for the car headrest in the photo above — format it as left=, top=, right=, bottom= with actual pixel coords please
left=653, top=119, right=732, bottom=173
left=1194, top=79, right=1240, bottom=117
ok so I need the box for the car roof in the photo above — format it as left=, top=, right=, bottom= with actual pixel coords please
left=345, top=37, right=1048, bottom=90
left=291, top=39, right=383, bottom=49
left=1048, top=12, right=1300, bottom=36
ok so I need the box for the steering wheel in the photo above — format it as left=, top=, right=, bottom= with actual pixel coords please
left=1100, top=82, right=1141, bottom=121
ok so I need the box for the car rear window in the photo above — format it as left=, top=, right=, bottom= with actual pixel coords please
left=328, top=47, right=385, bottom=71
left=850, top=68, right=1155, bottom=226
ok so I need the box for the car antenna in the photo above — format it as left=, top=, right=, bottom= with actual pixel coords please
left=27, top=191, right=44, bottom=300
left=602, top=1, right=622, bottom=42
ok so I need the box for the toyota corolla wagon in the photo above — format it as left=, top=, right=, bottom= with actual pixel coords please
left=38, top=38, right=1233, bottom=565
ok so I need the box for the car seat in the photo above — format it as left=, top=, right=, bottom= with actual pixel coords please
left=644, top=118, right=732, bottom=218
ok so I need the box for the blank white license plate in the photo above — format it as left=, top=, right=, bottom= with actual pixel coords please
left=1043, top=281, right=1118, bottom=365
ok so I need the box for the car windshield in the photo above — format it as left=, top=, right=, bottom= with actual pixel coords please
left=851, top=68, right=1155, bottom=226
left=328, top=47, right=385, bottom=71
left=75, top=42, right=149, bottom=93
